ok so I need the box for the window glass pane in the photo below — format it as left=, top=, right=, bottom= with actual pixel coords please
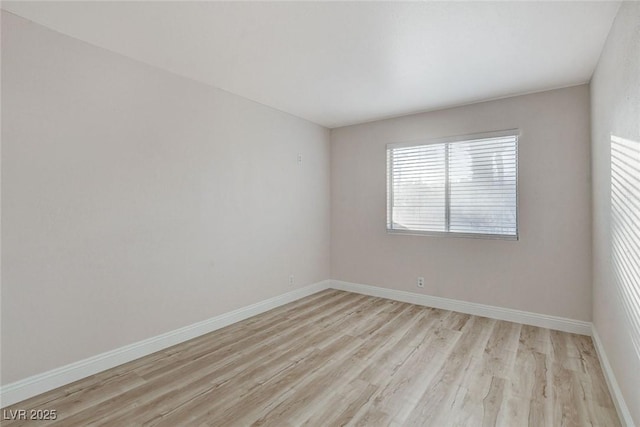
left=389, top=144, right=446, bottom=231
left=449, top=137, right=517, bottom=236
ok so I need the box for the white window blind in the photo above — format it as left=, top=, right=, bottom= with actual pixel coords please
left=387, top=130, right=518, bottom=239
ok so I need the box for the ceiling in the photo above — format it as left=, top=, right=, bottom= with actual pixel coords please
left=2, top=1, right=620, bottom=128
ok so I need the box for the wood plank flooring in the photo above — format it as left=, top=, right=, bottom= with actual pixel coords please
left=1, top=290, right=620, bottom=426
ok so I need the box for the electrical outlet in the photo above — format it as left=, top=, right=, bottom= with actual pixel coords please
left=417, top=277, right=425, bottom=288
left=297, top=154, right=302, bottom=165
left=289, top=274, right=294, bottom=285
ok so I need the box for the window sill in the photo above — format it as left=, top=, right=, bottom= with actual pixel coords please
left=386, top=229, right=518, bottom=241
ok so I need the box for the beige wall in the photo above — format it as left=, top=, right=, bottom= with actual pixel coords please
left=331, top=85, right=592, bottom=321
left=591, top=2, right=640, bottom=424
left=1, top=12, right=330, bottom=385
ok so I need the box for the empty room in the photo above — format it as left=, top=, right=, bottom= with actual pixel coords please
left=1, top=1, right=638, bottom=426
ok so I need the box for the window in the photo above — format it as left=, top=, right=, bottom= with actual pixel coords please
left=387, top=130, right=518, bottom=239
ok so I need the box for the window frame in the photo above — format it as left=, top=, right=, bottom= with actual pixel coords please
left=386, top=129, right=520, bottom=240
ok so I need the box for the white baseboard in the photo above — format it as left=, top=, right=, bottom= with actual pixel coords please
left=2, top=279, right=622, bottom=418
left=330, top=280, right=592, bottom=336
left=0, top=280, right=331, bottom=408
left=591, top=326, right=635, bottom=427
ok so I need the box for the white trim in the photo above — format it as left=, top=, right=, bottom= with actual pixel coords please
left=330, top=280, right=591, bottom=335
left=5, top=279, right=630, bottom=422
left=0, top=280, right=331, bottom=407
left=591, top=326, right=636, bottom=427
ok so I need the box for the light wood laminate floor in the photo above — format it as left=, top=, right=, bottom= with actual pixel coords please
left=2, top=290, right=620, bottom=426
